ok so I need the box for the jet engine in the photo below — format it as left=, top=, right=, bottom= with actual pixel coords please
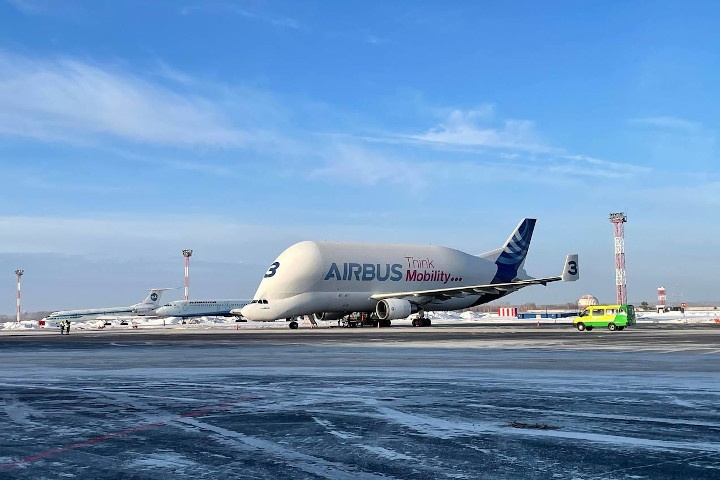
left=375, top=298, right=416, bottom=320
left=313, top=312, right=347, bottom=321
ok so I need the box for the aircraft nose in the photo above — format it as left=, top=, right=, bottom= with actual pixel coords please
left=240, top=303, right=272, bottom=321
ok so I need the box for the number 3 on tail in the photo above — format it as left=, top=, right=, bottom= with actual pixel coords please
left=567, top=260, right=578, bottom=276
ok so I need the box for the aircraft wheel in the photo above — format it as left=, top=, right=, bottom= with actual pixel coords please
left=412, top=318, right=420, bottom=327
left=424, top=318, right=431, bottom=327
left=289, top=321, right=299, bottom=330
left=608, top=323, right=617, bottom=331
left=576, top=322, right=586, bottom=332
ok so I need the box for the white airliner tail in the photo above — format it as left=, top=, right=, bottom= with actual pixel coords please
left=132, top=288, right=173, bottom=313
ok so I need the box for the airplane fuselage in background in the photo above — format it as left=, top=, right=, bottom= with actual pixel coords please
left=45, top=307, right=139, bottom=322
left=42, top=288, right=168, bottom=323
left=155, top=300, right=250, bottom=318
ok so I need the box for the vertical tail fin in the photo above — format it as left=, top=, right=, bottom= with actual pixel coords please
left=492, top=218, right=536, bottom=282
left=140, top=288, right=165, bottom=307
left=561, top=254, right=579, bottom=281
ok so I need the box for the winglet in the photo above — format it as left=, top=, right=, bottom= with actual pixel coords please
left=561, top=254, right=579, bottom=282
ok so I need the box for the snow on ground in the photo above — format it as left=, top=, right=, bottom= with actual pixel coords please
left=2, top=309, right=719, bottom=332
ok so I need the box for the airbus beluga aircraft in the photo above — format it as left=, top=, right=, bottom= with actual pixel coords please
left=239, top=219, right=578, bottom=329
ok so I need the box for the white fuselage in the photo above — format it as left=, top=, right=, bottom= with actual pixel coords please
left=155, top=300, right=251, bottom=318
left=41, top=289, right=167, bottom=323
left=240, top=240, right=507, bottom=321
left=44, top=306, right=140, bottom=322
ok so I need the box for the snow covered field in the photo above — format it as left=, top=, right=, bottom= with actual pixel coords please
left=1, top=330, right=718, bottom=479
left=2, top=309, right=719, bottom=332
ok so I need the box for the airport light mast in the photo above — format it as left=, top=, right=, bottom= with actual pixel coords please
left=15, top=269, right=23, bottom=323
left=609, top=212, right=628, bottom=305
left=182, top=249, right=193, bottom=301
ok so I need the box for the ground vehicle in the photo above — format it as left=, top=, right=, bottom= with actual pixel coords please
left=574, top=304, right=636, bottom=332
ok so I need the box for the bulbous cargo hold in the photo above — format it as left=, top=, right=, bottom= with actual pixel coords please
left=239, top=218, right=579, bottom=328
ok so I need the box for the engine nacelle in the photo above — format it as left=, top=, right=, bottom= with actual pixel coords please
left=313, top=312, right=346, bottom=321
left=375, top=298, right=416, bottom=320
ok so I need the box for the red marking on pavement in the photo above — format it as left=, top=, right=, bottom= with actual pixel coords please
left=0, top=398, right=250, bottom=471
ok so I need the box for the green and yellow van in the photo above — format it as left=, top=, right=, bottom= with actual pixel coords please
left=574, top=304, right=636, bottom=332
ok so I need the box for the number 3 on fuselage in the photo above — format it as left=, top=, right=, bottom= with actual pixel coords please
left=264, top=262, right=280, bottom=278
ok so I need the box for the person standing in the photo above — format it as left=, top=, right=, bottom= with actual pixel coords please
left=59, top=320, right=66, bottom=335
left=65, top=320, right=71, bottom=335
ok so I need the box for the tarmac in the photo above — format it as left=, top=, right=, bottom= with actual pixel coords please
left=1, top=323, right=719, bottom=479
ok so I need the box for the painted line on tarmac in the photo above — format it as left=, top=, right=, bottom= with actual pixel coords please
left=0, top=398, right=251, bottom=472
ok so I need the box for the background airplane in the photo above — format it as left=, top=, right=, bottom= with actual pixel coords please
left=155, top=299, right=251, bottom=318
left=240, top=218, right=578, bottom=328
left=42, top=288, right=170, bottom=323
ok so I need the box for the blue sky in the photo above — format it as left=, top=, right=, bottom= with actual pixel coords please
left=1, top=0, right=718, bottom=312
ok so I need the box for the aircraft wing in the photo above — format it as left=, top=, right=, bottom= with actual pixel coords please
left=370, top=254, right=578, bottom=302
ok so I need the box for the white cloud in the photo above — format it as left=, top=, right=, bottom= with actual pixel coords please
left=179, top=3, right=301, bottom=29
left=0, top=51, right=255, bottom=147
left=6, top=0, right=46, bottom=14
left=631, top=116, right=702, bottom=131
left=0, top=215, right=294, bottom=261
left=404, top=106, right=554, bottom=153
left=557, top=154, right=652, bottom=178
left=309, top=143, right=428, bottom=190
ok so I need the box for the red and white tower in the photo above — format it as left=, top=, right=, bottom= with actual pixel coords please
left=15, top=269, right=24, bottom=323
left=609, top=212, right=628, bottom=305
left=657, top=286, right=666, bottom=309
left=182, top=249, right=193, bottom=301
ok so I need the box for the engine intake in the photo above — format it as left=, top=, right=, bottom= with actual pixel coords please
left=375, top=298, right=416, bottom=320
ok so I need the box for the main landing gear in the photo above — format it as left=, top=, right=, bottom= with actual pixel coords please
left=411, top=313, right=431, bottom=327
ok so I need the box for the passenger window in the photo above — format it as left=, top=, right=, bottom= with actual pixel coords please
left=593, top=309, right=605, bottom=316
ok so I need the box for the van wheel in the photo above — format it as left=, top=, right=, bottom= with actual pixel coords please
left=576, top=323, right=586, bottom=331
left=586, top=326, right=593, bottom=331
left=608, top=323, right=617, bottom=331
left=618, top=326, right=625, bottom=331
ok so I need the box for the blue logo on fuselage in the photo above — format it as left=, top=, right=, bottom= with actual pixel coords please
left=324, top=263, right=403, bottom=281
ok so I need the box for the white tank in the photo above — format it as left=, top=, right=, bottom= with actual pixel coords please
left=577, top=294, right=599, bottom=308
